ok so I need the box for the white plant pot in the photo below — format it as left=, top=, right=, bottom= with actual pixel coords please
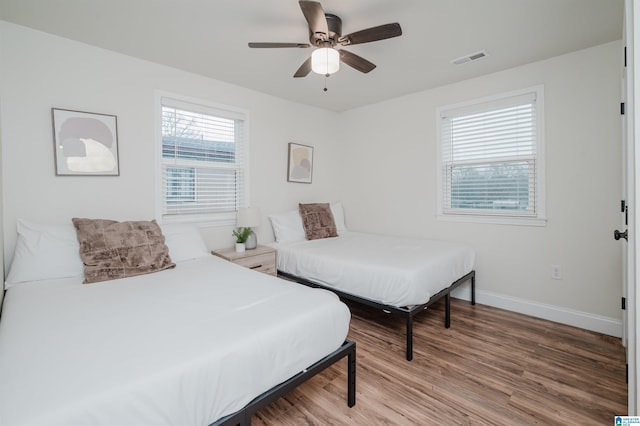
left=235, top=243, right=246, bottom=253
left=245, top=231, right=257, bottom=250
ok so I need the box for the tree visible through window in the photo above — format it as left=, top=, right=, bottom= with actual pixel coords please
left=437, top=87, right=545, bottom=224
left=450, top=161, right=531, bottom=211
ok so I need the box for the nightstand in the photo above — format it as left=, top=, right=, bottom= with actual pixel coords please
left=212, top=245, right=277, bottom=276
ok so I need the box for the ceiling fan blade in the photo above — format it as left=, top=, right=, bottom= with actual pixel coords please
left=339, top=23, right=402, bottom=46
left=299, top=1, right=329, bottom=41
left=338, top=49, right=376, bottom=73
left=248, top=42, right=310, bottom=48
left=293, top=56, right=312, bottom=78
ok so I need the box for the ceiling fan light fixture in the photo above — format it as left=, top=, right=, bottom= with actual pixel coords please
left=311, top=47, right=340, bottom=75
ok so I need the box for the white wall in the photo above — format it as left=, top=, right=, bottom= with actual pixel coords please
left=0, top=21, right=341, bottom=267
left=337, top=41, right=623, bottom=335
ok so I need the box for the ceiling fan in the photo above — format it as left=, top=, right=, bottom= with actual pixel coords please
left=248, top=1, right=402, bottom=78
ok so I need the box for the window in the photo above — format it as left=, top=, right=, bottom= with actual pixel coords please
left=437, top=86, right=545, bottom=225
left=157, top=94, right=248, bottom=225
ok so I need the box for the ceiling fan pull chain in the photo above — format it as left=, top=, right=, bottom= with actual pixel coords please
left=323, top=75, right=328, bottom=92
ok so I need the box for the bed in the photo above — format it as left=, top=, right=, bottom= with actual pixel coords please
left=269, top=203, right=476, bottom=361
left=0, top=219, right=355, bottom=426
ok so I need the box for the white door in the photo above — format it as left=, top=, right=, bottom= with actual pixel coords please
left=624, top=0, right=638, bottom=414
left=623, top=3, right=631, bottom=352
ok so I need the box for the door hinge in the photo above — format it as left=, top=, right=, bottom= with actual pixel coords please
left=625, top=46, right=628, bottom=67
left=622, top=296, right=626, bottom=310
left=621, top=102, right=626, bottom=115
left=622, top=200, right=628, bottom=225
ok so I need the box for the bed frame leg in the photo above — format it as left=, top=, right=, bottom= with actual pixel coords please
left=471, top=272, right=476, bottom=305
left=444, top=294, right=451, bottom=328
left=406, top=316, right=413, bottom=361
left=348, top=344, right=356, bottom=407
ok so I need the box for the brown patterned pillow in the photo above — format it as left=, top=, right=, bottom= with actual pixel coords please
left=298, top=203, right=337, bottom=240
left=72, top=218, right=175, bottom=284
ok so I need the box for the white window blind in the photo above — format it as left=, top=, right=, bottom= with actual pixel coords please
left=160, top=97, right=246, bottom=222
left=438, top=87, right=544, bottom=223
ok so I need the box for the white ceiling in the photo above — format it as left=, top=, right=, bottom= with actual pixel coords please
left=0, top=0, right=624, bottom=112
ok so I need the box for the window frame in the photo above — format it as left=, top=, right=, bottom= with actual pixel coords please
left=154, top=91, right=250, bottom=226
left=436, top=85, right=546, bottom=226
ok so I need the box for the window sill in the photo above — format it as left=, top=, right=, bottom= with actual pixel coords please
left=437, top=213, right=547, bottom=227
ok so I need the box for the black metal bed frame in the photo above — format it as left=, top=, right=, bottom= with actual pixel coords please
left=278, top=270, right=476, bottom=361
left=211, top=339, right=356, bottom=426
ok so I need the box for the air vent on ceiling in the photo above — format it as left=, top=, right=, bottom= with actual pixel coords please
left=451, top=50, right=488, bottom=65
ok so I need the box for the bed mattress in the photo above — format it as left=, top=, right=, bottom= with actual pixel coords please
left=273, top=231, right=475, bottom=307
left=0, top=256, right=350, bottom=426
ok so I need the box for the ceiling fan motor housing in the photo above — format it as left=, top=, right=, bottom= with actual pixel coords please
left=311, top=13, right=342, bottom=46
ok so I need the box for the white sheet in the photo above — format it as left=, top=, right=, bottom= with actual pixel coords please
left=0, top=256, right=350, bottom=426
left=272, top=231, right=475, bottom=307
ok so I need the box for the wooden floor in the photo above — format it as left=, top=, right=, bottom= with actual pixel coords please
left=252, top=297, right=627, bottom=425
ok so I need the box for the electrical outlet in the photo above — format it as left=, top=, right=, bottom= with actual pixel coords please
left=551, top=265, right=562, bottom=280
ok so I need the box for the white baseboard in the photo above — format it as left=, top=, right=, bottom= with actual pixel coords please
left=451, top=286, right=623, bottom=338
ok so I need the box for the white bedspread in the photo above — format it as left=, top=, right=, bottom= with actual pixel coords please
left=273, top=231, right=475, bottom=307
left=0, top=256, right=350, bottom=426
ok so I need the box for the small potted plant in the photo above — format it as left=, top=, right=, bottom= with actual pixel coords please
left=232, top=227, right=252, bottom=252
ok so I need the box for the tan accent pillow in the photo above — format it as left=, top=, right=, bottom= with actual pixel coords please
left=72, top=218, right=175, bottom=284
left=298, top=203, right=337, bottom=240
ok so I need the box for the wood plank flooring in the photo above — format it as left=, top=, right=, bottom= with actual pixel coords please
left=252, top=297, right=627, bottom=425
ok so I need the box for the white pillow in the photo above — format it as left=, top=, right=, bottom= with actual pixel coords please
left=269, top=202, right=347, bottom=243
left=269, top=209, right=306, bottom=243
left=5, top=219, right=84, bottom=287
left=160, top=223, right=210, bottom=262
left=331, top=202, right=347, bottom=233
